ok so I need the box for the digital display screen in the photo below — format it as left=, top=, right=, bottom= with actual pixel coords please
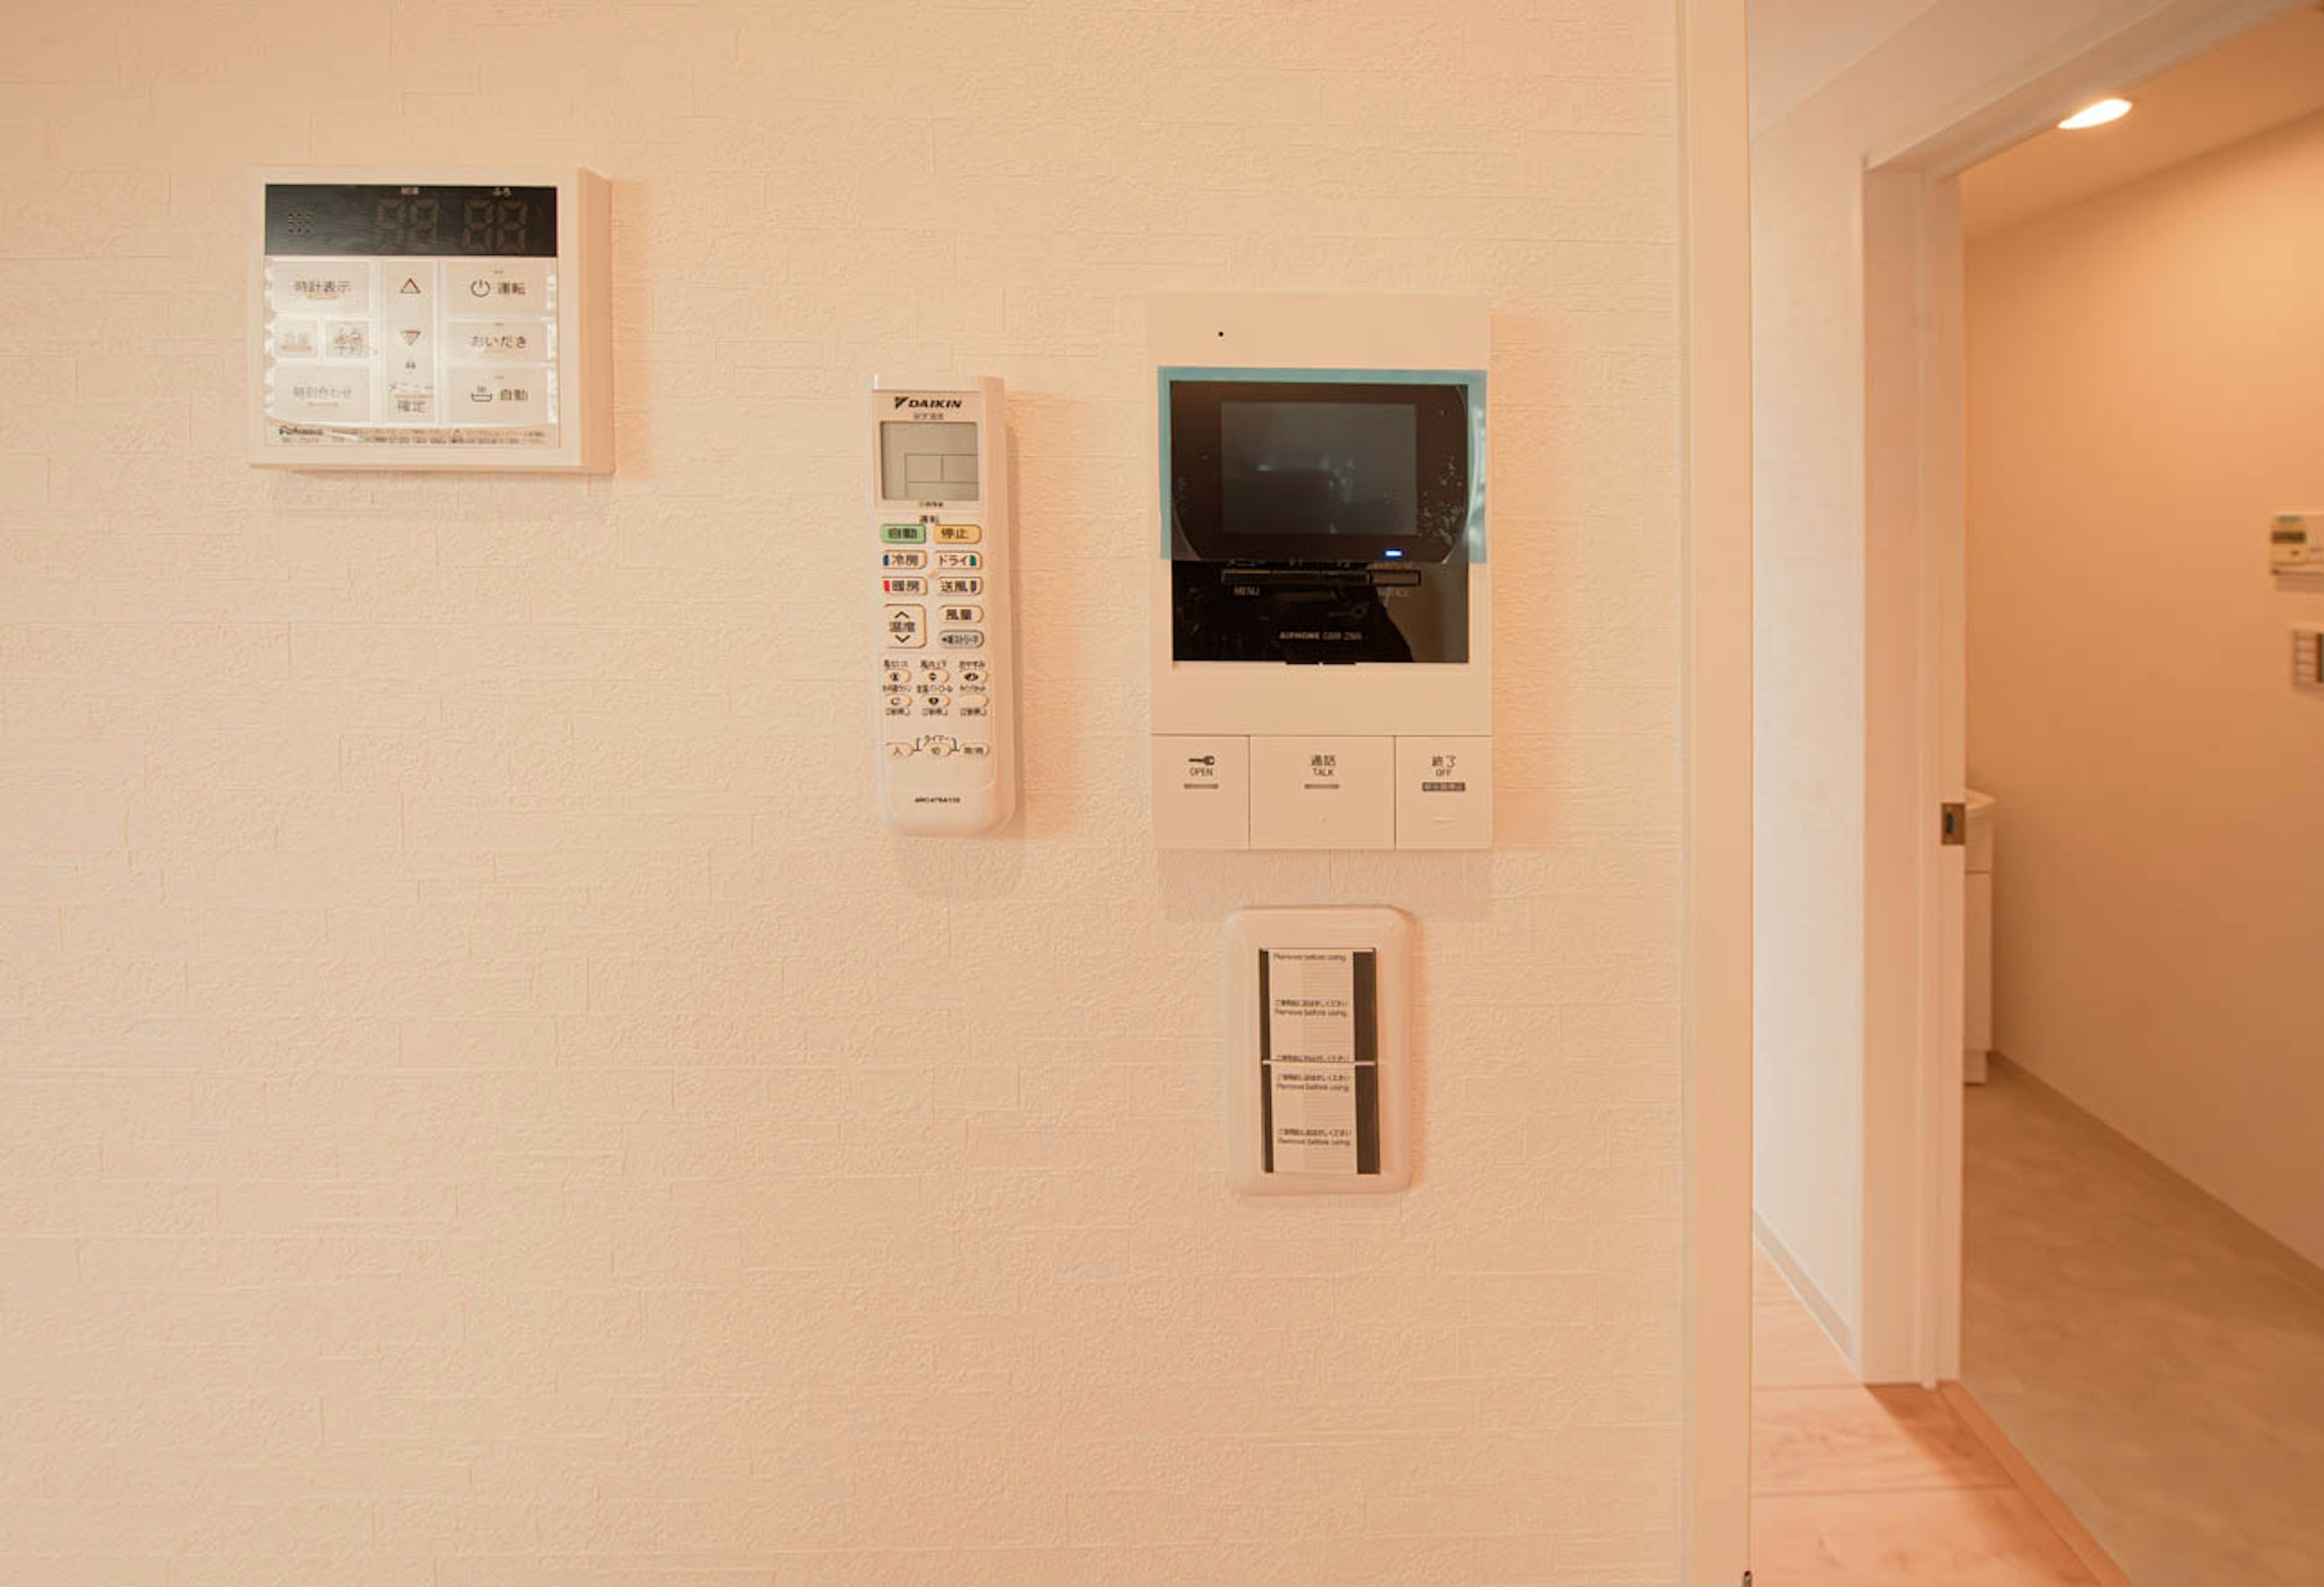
left=880, top=420, right=980, bottom=502
left=1219, top=401, right=1419, bottom=536
left=265, top=184, right=559, bottom=257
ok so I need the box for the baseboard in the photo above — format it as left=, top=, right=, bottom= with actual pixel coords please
left=1940, top=1381, right=2136, bottom=1587
left=1752, top=1210, right=1856, bottom=1366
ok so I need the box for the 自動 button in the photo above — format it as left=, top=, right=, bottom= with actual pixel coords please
left=884, top=606, right=925, bottom=647
left=881, top=524, right=927, bottom=544
left=933, top=524, right=981, bottom=544
left=939, top=630, right=984, bottom=649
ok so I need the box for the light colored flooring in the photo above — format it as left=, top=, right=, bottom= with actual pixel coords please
left=1963, top=1058, right=2324, bottom=1587
left=1753, top=1244, right=2125, bottom=1585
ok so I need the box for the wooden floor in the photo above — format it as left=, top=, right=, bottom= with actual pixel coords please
left=1752, top=1246, right=2129, bottom=1586
left=1964, top=1059, right=2324, bottom=1587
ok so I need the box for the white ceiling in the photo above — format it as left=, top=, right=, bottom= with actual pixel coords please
left=1747, top=0, right=1945, bottom=135
left=1960, top=5, right=2324, bottom=240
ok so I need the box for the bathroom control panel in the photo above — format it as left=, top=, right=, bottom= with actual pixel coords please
left=871, top=376, right=1015, bottom=835
left=248, top=168, right=611, bottom=471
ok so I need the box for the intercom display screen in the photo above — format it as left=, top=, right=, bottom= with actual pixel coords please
left=1221, top=401, right=1418, bottom=537
left=264, top=185, right=559, bottom=257
left=879, top=420, right=980, bottom=502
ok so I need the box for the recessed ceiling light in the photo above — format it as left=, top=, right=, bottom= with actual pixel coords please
left=2059, top=97, right=2133, bottom=130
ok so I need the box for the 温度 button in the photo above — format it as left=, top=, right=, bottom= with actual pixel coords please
left=884, top=605, right=925, bottom=647
left=939, top=629, right=984, bottom=649
left=936, top=576, right=981, bottom=597
left=933, top=523, right=981, bottom=543
left=881, top=523, right=927, bottom=544
left=934, top=550, right=980, bottom=570
left=881, top=549, right=926, bottom=570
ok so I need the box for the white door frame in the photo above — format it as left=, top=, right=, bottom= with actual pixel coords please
left=1678, top=0, right=1753, bottom=1577
left=1852, top=0, right=2302, bottom=1388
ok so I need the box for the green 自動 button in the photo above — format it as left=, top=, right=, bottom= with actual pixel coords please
left=881, top=523, right=927, bottom=544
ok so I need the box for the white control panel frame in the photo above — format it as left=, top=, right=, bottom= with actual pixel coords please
left=1149, top=293, right=1492, bottom=850
left=871, top=375, right=1016, bottom=836
left=247, top=166, right=612, bottom=471
left=1225, top=907, right=1413, bottom=1196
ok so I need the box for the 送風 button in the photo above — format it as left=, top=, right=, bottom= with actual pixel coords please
left=881, top=523, right=927, bottom=545
left=884, top=605, right=925, bottom=647
left=933, top=523, right=982, bottom=544
left=939, top=629, right=984, bottom=649
left=936, top=576, right=981, bottom=597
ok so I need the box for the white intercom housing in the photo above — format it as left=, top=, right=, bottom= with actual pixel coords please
left=1150, top=293, right=1491, bottom=850
left=248, top=167, right=612, bottom=471
left=869, top=376, right=1016, bottom=836
left=1225, top=907, right=1413, bottom=1194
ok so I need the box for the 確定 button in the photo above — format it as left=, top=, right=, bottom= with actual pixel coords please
left=881, top=524, right=927, bottom=545
left=939, top=629, right=985, bottom=649
left=933, top=523, right=982, bottom=544
left=884, top=605, right=925, bottom=647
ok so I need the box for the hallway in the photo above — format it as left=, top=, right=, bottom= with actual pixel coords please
left=1965, top=1059, right=2324, bottom=1587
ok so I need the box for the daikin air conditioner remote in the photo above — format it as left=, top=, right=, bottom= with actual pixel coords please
left=869, top=375, right=1016, bottom=835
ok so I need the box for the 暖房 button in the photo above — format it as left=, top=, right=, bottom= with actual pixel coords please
left=882, top=576, right=925, bottom=596
left=933, top=523, right=982, bottom=543
left=881, top=524, right=927, bottom=544
left=884, top=605, right=925, bottom=647
left=939, top=629, right=984, bottom=649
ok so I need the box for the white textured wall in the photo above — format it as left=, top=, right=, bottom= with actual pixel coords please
left=0, top=2, right=1689, bottom=1583
left=1967, top=110, right=2324, bottom=1269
